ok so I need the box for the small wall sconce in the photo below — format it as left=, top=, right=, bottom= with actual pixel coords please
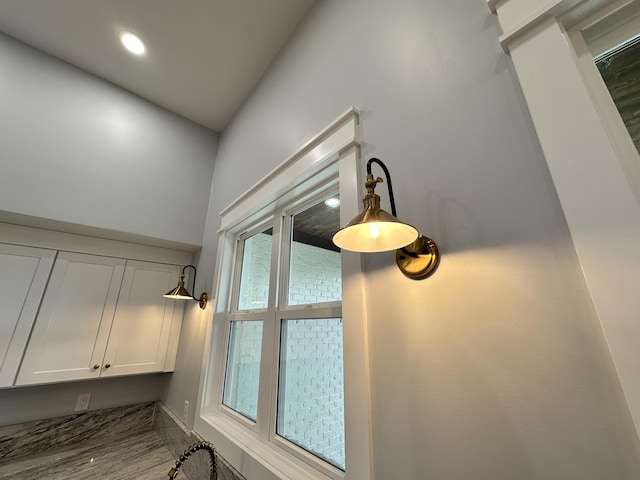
left=163, top=264, right=208, bottom=309
left=332, top=157, right=439, bottom=279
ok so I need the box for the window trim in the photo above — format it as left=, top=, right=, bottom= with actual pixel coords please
left=194, top=108, right=374, bottom=480
left=489, top=0, right=640, bottom=440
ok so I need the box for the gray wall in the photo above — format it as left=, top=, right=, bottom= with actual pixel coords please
left=0, top=375, right=169, bottom=425
left=167, top=0, right=640, bottom=478
left=0, top=33, right=216, bottom=247
left=0, top=33, right=216, bottom=425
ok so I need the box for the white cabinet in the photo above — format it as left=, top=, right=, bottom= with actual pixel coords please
left=0, top=244, right=55, bottom=387
left=17, top=252, right=126, bottom=385
left=16, top=253, right=183, bottom=386
left=101, top=260, right=182, bottom=377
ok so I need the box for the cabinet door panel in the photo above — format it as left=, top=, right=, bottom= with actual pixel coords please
left=0, top=244, right=55, bottom=387
left=16, top=252, right=125, bottom=385
left=101, top=261, right=181, bottom=377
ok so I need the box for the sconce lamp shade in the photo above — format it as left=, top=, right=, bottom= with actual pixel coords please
left=332, top=193, right=419, bottom=252
left=163, top=275, right=193, bottom=300
left=163, top=266, right=208, bottom=309
left=332, top=157, right=440, bottom=279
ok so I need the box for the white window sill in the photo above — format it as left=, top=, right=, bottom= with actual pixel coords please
left=195, top=412, right=344, bottom=480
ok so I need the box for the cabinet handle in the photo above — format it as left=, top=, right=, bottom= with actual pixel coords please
left=105, top=364, right=111, bottom=369
left=93, top=364, right=100, bottom=370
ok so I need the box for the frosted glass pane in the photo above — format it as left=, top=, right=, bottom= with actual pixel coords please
left=237, top=229, right=272, bottom=310
left=288, top=197, right=341, bottom=306
left=223, top=320, right=263, bottom=421
left=277, top=318, right=345, bottom=470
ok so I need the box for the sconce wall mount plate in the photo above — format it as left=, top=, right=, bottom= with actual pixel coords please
left=396, top=235, right=439, bottom=279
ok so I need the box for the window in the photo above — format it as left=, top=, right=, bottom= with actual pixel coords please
left=223, top=319, right=263, bottom=420
left=595, top=36, right=640, bottom=153
left=195, top=109, right=373, bottom=480
left=221, top=189, right=345, bottom=471
left=221, top=226, right=274, bottom=421
left=583, top=1, right=640, bottom=157
left=236, top=227, right=273, bottom=311
left=278, top=317, right=345, bottom=469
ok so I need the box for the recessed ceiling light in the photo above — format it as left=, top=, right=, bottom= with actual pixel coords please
left=119, top=31, right=146, bottom=56
left=324, top=197, right=340, bottom=208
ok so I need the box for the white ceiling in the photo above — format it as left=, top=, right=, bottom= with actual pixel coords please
left=0, top=0, right=316, bottom=132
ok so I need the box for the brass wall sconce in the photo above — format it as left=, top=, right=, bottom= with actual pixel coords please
left=164, top=264, right=208, bottom=309
left=332, top=158, right=439, bottom=279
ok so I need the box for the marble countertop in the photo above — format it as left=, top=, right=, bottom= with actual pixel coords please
left=0, top=430, right=175, bottom=480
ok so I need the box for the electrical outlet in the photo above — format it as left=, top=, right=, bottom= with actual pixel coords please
left=74, top=392, right=91, bottom=412
left=183, top=400, right=189, bottom=423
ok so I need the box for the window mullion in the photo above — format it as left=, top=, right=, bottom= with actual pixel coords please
left=255, top=211, right=284, bottom=440
left=270, top=205, right=293, bottom=447
left=278, top=206, right=294, bottom=311
left=277, top=305, right=342, bottom=321
left=228, top=236, right=245, bottom=314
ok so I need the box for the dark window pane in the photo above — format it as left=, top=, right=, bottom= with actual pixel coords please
left=288, top=196, right=341, bottom=306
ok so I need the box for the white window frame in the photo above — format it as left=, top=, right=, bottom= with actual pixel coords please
left=194, top=108, right=374, bottom=480
left=488, top=0, right=640, bottom=440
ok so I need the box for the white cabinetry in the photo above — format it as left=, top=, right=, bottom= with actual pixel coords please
left=17, top=252, right=126, bottom=385
left=101, top=260, right=181, bottom=377
left=0, top=244, right=56, bottom=387
left=16, top=253, right=183, bottom=386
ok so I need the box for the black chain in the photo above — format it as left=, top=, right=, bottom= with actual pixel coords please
left=167, top=441, right=217, bottom=479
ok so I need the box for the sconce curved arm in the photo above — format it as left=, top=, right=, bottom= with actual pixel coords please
left=367, top=157, right=397, bottom=217
left=181, top=265, right=199, bottom=302
left=182, top=265, right=208, bottom=309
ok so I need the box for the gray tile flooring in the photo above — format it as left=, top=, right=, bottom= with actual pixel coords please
left=0, top=430, right=176, bottom=480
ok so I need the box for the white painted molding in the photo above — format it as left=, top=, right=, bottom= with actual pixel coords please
left=219, top=107, right=359, bottom=228
left=487, top=0, right=499, bottom=14
left=0, top=222, right=193, bottom=265
left=0, top=210, right=201, bottom=252
left=195, top=107, right=373, bottom=480
left=495, top=0, right=640, bottom=440
left=490, top=0, right=587, bottom=51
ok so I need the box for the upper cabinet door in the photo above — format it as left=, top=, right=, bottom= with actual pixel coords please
left=0, top=244, right=56, bottom=387
left=16, top=252, right=126, bottom=385
left=101, top=261, right=182, bottom=377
